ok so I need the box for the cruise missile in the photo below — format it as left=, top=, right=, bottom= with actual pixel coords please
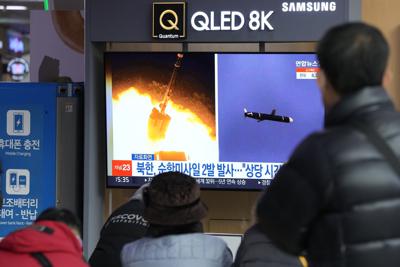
left=244, top=108, right=294, bottom=123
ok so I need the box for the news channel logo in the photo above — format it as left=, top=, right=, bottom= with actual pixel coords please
left=152, top=2, right=186, bottom=39
left=6, top=110, right=31, bottom=136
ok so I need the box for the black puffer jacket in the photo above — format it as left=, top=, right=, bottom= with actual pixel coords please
left=89, top=191, right=149, bottom=267
left=233, top=224, right=303, bottom=267
left=257, top=87, right=400, bottom=267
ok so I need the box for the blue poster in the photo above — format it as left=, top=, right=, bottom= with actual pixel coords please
left=0, top=83, right=56, bottom=237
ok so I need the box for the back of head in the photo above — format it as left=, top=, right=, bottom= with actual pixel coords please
left=317, top=22, right=389, bottom=95
left=36, top=208, right=81, bottom=236
left=143, top=171, right=208, bottom=236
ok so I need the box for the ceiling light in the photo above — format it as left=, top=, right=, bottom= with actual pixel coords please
left=6, top=5, right=28, bottom=11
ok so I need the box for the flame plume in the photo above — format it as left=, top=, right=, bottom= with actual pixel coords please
left=112, top=87, right=218, bottom=161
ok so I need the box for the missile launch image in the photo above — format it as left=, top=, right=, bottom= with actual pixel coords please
left=244, top=108, right=294, bottom=123
left=105, top=53, right=325, bottom=171
left=106, top=53, right=218, bottom=162
left=147, top=53, right=183, bottom=142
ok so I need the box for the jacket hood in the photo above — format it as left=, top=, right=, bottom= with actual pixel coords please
left=0, top=220, right=82, bottom=255
left=325, top=86, right=393, bottom=127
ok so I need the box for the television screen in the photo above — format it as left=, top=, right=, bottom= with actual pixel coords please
left=105, top=52, right=324, bottom=190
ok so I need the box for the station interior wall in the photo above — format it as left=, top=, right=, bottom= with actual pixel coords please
left=362, top=0, right=400, bottom=109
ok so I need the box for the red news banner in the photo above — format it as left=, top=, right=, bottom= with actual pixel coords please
left=112, top=160, right=132, bottom=176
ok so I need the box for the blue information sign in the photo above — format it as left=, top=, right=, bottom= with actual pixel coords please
left=0, top=83, right=57, bottom=237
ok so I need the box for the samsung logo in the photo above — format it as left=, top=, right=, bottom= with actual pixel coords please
left=282, top=2, right=337, bottom=12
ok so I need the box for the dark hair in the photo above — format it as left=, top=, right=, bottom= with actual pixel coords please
left=317, top=22, right=389, bottom=95
left=36, top=208, right=81, bottom=235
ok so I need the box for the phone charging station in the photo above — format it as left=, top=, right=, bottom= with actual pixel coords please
left=0, top=83, right=83, bottom=237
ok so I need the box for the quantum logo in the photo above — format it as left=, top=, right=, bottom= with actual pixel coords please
left=153, top=2, right=186, bottom=39
left=160, top=9, right=179, bottom=30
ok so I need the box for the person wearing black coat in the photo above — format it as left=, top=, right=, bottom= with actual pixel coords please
left=233, top=224, right=303, bottom=267
left=256, top=23, right=400, bottom=267
left=89, top=185, right=149, bottom=267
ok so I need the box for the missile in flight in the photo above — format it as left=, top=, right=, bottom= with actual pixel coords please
left=244, top=108, right=294, bottom=123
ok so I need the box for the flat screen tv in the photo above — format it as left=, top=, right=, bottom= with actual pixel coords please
left=105, top=52, right=324, bottom=190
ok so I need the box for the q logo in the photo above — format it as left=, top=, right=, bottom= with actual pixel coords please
left=153, top=2, right=186, bottom=39
left=160, top=9, right=179, bottom=30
